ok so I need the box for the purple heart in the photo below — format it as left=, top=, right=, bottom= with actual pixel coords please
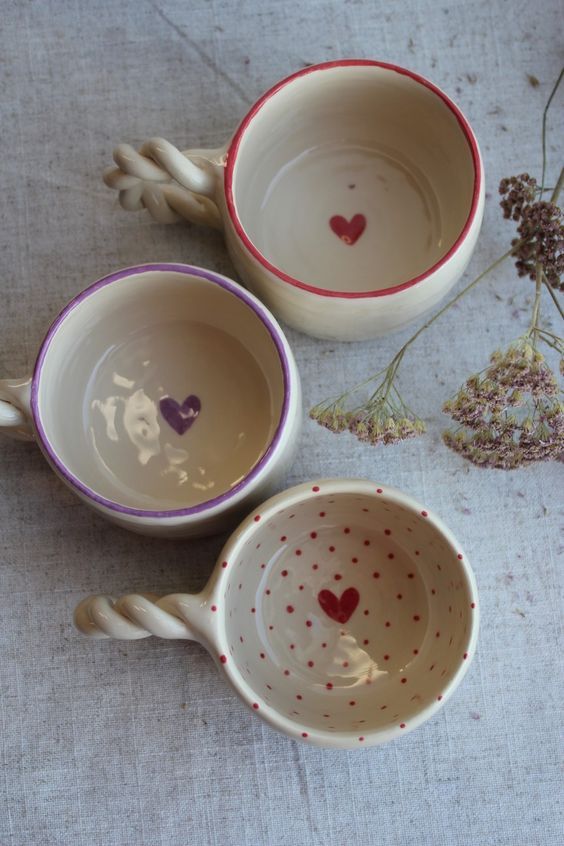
left=159, top=394, right=201, bottom=435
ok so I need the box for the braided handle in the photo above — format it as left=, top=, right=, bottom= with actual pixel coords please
left=0, top=377, right=34, bottom=441
left=103, top=137, right=223, bottom=228
left=74, top=592, right=208, bottom=641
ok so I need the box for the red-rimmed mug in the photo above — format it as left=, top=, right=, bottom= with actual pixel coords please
left=104, top=60, right=484, bottom=341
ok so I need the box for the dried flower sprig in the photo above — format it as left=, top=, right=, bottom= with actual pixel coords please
left=310, top=69, right=564, bottom=469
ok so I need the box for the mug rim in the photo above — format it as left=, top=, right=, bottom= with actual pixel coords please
left=224, top=59, right=482, bottom=300
left=30, top=263, right=294, bottom=519
left=212, top=478, right=480, bottom=748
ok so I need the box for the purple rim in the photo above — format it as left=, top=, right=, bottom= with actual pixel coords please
left=30, top=263, right=293, bottom=518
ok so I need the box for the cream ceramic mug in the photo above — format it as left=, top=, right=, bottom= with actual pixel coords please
left=105, top=59, right=485, bottom=341
left=74, top=479, right=479, bottom=748
left=0, top=263, right=301, bottom=537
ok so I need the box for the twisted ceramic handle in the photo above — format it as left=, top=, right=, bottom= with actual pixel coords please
left=74, top=592, right=206, bottom=640
left=0, top=377, right=34, bottom=441
left=103, top=137, right=223, bottom=227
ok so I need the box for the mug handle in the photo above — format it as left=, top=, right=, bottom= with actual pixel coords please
left=103, top=137, right=224, bottom=228
left=74, top=592, right=210, bottom=641
left=0, top=377, right=34, bottom=441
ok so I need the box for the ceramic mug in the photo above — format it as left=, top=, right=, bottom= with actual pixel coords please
left=104, top=59, right=485, bottom=341
left=74, top=479, right=479, bottom=748
left=0, top=263, right=301, bottom=537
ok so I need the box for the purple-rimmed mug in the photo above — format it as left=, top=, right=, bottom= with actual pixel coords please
left=0, top=264, right=301, bottom=537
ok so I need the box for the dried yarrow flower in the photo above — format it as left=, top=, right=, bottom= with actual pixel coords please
left=499, top=174, right=564, bottom=289
left=310, top=373, right=426, bottom=447
left=443, top=341, right=563, bottom=468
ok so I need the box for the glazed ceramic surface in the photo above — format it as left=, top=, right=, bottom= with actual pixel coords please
left=74, top=479, right=479, bottom=748
left=104, top=60, right=485, bottom=340
left=0, top=264, right=301, bottom=536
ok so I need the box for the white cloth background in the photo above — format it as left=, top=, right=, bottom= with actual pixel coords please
left=0, top=1, right=562, bottom=844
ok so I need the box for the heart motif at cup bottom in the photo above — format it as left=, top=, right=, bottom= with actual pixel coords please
left=159, top=394, right=201, bottom=435
left=329, top=214, right=366, bottom=245
left=317, top=587, right=360, bottom=623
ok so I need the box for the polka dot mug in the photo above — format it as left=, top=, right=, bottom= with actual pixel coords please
left=74, top=479, right=479, bottom=748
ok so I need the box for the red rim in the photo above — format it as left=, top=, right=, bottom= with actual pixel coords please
left=224, top=59, right=482, bottom=300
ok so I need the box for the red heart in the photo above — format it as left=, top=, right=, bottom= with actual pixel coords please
left=318, top=587, right=360, bottom=623
left=329, top=214, right=366, bottom=245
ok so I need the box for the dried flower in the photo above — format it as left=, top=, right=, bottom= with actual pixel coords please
left=443, top=341, right=563, bottom=468
left=499, top=174, right=564, bottom=290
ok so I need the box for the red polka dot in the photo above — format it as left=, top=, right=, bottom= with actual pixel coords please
left=396, top=594, right=403, bottom=600
left=295, top=549, right=302, bottom=556
left=312, top=485, right=320, bottom=492
left=251, top=608, right=256, bottom=614
left=408, top=573, right=414, bottom=579
left=254, top=515, right=261, bottom=522
left=269, top=625, right=274, bottom=631
left=334, top=573, right=342, bottom=581
left=306, top=620, right=312, bottom=628
left=400, top=723, right=406, bottom=729
left=385, top=621, right=391, bottom=627
left=457, top=553, right=463, bottom=560
left=376, top=488, right=383, bottom=494
left=421, top=510, right=428, bottom=517
left=321, top=642, right=327, bottom=648
left=281, top=570, right=288, bottom=577
left=401, top=678, right=407, bottom=684
left=319, top=511, right=326, bottom=517
left=221, top=561, right=228, bottom=568
left=326, top=682, right=333, bottom=690
left=280, top=535, right=287, bottom=542
left=413, top=615, right=420, bottom=621
left=296, top=694, right=302, bottom=700
left=383, top=654, right=390, bottom=661
left=373, top=571, right=380, bottom=579
left=266, top=684, right=272, bottom=690
left=312, top=563, right=319, bottom=570
left=471, top=602, right=476, bottom=609
left=352, top=557, right=358, bottom=563
left=253, top=703, right=259, bottom=709
left=349, top=700, right=356, bottom=706
left=343, top=661, right=349, bottom=668
left=364, top=540, right=371, bottom=546
left=240, top=636, right=244, bottom=643
left=431, top=589, right=436, bottom=595
left=364, top=609, right=370, bottom=616
left=211, top=605, right=217, bottom=612
left=260, top=564, right=265, bottom=569
left=299, top=584, right=304, bottom=591
left=286, top=605, right=294, bottom=613
left=284, top=669, right=290, bottom=676
left=344, top=527, right=350, bottom=534
left=435, top=631, right=440, bottom=638
left=388, top=553, right=395, bottom=560
left=363, top=639, right=369, bottom=645
left=307, top=660, right=314, bottom=668
left=220, top=654, right=227, bottom=663
left=463, top=652, right=468, bottom=660
left=302, top=732, right=309, bottom=738
left=359, top=736, right=365, bottom=742
left=265, top=589, right=271, bottom=596
left=329, top=545, right=335, bottom=552
left=260, top=652, right=265, bottom=659
left=323, top=713, right=330, bottom=718
left=413, top=649, right=419, bottom=655
left=290, top=644, right=295, bottom=650
left=437, top=694, right=443, bottom=701
left=310, top=531, right=317, bottom=539
left=415, top=550, right=420, bottom=556
left=384, top=529, right=391, bottom=536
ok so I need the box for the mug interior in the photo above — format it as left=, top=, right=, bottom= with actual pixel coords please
left=229, top=62, right=478, bottom=294
left=221, top=485, right=476, bottom=740
left=33, top=267, right=286, bottom=513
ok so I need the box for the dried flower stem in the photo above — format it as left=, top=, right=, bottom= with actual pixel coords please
left=541, top=68, right=564, bottom=194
